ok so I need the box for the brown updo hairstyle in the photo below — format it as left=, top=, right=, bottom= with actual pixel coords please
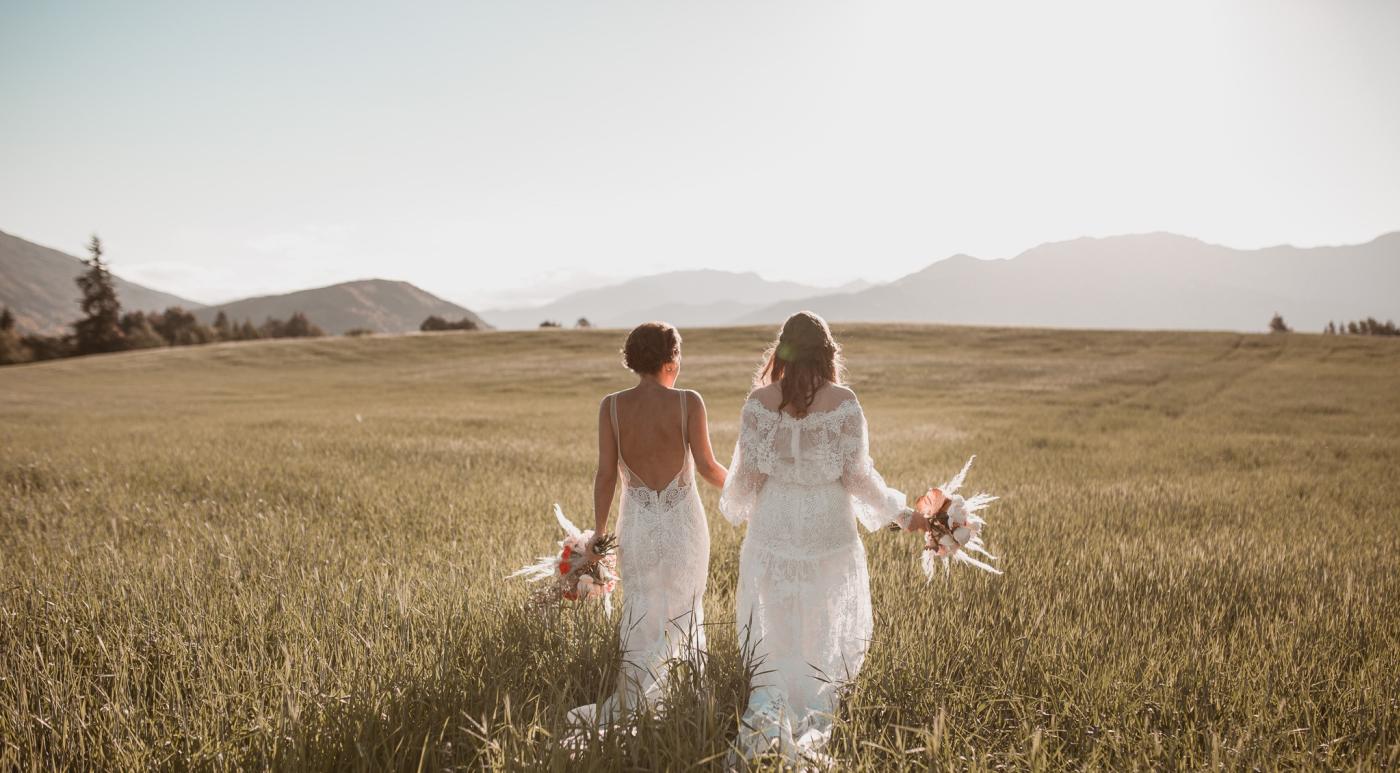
left=622, top=321, right=682, bottom=375
left=756, top=311, right=844, bottom=417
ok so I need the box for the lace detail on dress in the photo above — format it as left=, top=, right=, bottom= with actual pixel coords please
left=621, top=474, right=694, bottom=515
left=567, top=390, right=709, bottom=740
left=718, top=390, right=906, bottom=765
left=720, top=397, right=906, bottom=531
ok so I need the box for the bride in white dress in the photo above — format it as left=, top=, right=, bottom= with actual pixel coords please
left=569, top=322, right=728, bottom=731
left=719, top=311, right=934, bottom=763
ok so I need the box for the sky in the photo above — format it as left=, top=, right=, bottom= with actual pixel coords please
left=2, top=0, right=1397, bottom=309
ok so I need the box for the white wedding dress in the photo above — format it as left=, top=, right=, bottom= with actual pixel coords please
left=567, top=390, right=710, bottom=733
left=719, top=388, right=909, bottom=763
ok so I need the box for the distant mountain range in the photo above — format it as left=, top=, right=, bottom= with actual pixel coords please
left=481, top=232, right=1397, bottom=333
left=482, top=271, right=871, bottom=330
left=0, top=229, right=200, bottom=334
left=5, top=226, right=1395, bottom=338
left=192, top=279, right=490, bottom=335
left=736, top=232, right=1400, bottom=332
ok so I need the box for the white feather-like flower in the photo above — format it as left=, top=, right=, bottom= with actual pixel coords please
left=920, top=456, right=1003, bottom=579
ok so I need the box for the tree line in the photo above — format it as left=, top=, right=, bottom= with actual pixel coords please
left=1, top=236, right=325, bottom=366
left=1323, top=318, right=1398, bottom=337
left=1270, top=313, right=1396, bottom=336
left=538, top=318, right=591, bottom=329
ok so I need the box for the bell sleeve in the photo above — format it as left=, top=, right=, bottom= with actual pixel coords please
left=839, top=399, right=910, bottom=532
left=719, top=402, right=771, bottom=526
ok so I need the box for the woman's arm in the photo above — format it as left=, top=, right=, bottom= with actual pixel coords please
left=593, top=397, right=619, bottom=536
left=719, top=399, right=768, bottom=526
left=838, top=396, right=912, bottom=532
left=686, top=390, right=728, bottom=489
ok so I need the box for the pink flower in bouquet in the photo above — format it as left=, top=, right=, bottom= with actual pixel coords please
left=511, top=504, right=620, bottom=614
left=915, top=456, right=1002, bottom=578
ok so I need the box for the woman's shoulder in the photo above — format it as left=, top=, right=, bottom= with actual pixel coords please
left=824, top=383, right=858, bottom=402
left=746, top=382, right=781, bottom=407
left=810, top=383, right=859, bottom=413
left=678, top=387, right=707, bottom=412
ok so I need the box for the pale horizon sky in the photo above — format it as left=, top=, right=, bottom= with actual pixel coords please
left=2, top=0, right=1397, bottom=310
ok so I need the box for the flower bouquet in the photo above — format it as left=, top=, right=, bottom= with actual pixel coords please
left=510, top=504, right=619, bottom=614
left=912, top=456, right=1001, bottom=577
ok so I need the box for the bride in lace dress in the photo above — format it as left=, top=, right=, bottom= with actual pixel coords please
left=719, top=312, right=934, bottom=763
left=569, top=322, right=728, bottom=731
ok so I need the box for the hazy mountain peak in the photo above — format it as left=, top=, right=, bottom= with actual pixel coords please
left=194, top=278, right=490, bottom=334
left=483, top=269, right=866, bottom=329
left=737, top=230, right=1398, bottom=332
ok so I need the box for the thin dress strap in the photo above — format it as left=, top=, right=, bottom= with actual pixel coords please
left=611, top=394, right=634, bottom=478
left=679, top=390, right=689, bottom=449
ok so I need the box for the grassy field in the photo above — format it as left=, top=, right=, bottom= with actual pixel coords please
left=1, top=324, right=1397, bottom=771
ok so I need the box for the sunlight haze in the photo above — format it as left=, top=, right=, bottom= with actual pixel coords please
left=2, top=0, right=1396, bottom=309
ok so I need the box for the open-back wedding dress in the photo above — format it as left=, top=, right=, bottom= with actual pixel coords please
left=568, top=390, right=710, bottom=731
left=719, top=387, right=909, bottom=763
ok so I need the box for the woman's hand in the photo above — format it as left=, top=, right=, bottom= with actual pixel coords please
left=582, top=531, right=610, bottom=565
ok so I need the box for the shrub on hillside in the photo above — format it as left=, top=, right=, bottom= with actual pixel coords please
left=281, top=312, right=325, bottom=338
left=0, top=308, right=30, bottom=365
left=234, top=320, right=261, bottom=341
left=421, top=315, right=479, bottom=332
left=344, top=328, right=375, bottom=337
left=119, top=311, right=167, bottom=349
left=150, top=307, right=217, bottom=346
left=20, top=334, right=72, bottom=361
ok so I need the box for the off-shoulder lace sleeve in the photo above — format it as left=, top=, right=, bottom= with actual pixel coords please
left=719, top=401, right=771, bottom=526
left=839, top=399, right=909, bottom=532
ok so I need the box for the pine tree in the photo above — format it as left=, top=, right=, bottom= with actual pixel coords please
left=72, top=235, right=127, bottom=355
left=1268, top=312, right=1291, bottom=334
left=213, top=311, right=232, bottom=340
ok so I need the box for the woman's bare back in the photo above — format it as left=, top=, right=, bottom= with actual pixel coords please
left=612, top=386, right=691, bottom=492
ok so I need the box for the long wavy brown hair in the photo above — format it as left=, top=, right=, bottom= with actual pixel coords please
left=755, top=311, right=845, bottom=417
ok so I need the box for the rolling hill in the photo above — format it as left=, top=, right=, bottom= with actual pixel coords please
left=737, top=232, right=1400, bottom=333
left=0, top=229, right=201, bottom=334
left=482, top=270, right=869, bottom=330
left=194, top=279, right=491, bottom=335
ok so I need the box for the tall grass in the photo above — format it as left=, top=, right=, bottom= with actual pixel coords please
left=2, top=325, right=1397, bottom=770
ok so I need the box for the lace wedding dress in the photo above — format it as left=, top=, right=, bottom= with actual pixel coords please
left=719, top=390, right=909, bottom=763
left=567, top=390, right=710, bottom=732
